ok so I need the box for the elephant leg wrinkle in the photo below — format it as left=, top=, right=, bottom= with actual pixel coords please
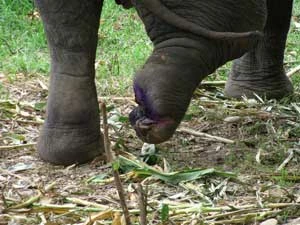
left=35, top=0, right=104, bottom=165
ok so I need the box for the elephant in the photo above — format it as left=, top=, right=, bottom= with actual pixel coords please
left=34, top=0, right=294, bottom=165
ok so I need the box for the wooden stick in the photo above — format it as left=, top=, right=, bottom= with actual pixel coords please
left=0, top=168, right=33, bottom=183
left=101, top=102, right=113, bottom=162
left=5, top=181, right=56, bottom=211
left=205, top=208, right=260, bottom=220
left=0, top=118, right=43, bottom=125
left=30, top=203, right=141, bottom=214
left=136, top=184, right=147, bottom=225
left=66, top=197, right=110, bottom=210
left=276, top=149, right=294, bottom=172
left=178, top=127, right=235, bottom=144
left=200, top=81, right=226, bottom=86
left=287, top=65, right=300, bottom=77
left=83, top=209, right=114, bottom=225
left=101, top=103, right=131, bottom=225
left=98, top=97, right=136, bottom=106
left=7, top=191, right=42, bottom=210
left=98, top=96, right=134, bottom=101
left=0, top=143, right=36, bottom=151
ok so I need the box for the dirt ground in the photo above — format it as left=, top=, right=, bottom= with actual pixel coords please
left=0, top=75, right=299, bottom=224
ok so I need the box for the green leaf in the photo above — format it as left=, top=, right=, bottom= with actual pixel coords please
left=34, top=102, right=46, bottom=111
left=0, top=100, right=16, bottom=109
left=112, top=160, right=120, bottom=171
left=0, top=100, right=17, bottom=118
left=11, top=133, right=26, bottom=141
left=118, top=115, right=129, bottom=123
left=106, top=105, right=115, bottom=112
left=118, top=155, right=236, bottom=185
left=86, top=174, right=108, bottom=183
left=183, top=114, right=193, bottom=121
left=161, top=204, right=169, bottom=222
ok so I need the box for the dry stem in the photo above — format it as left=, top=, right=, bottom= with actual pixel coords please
left=5, top=181, right=56, bottom=211
left=101, top=102, right=131, bottom=225
left=135, top=183, right=147, bottom=225
left=200, top=81, right=226, bottom=86
left=66, top=197, right=110, bottom=210
left=178, top=127, right=235, bottom=144
left=0, top=143, right=36, bottom=151
left=276, top=149, right=295, bottom=171
left=287, top=64, right=300, bottom=77
left=83, top=209, right=114, bottom=225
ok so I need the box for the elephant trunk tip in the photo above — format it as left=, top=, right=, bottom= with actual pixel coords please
left=130, top=84, right=178, bottom=144
left=129, top=106, right=177, bottom=144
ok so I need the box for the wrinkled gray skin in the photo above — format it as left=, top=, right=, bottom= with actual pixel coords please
left=35, top=0, right=294, bottom=165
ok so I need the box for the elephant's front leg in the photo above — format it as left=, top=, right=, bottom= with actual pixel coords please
left=35, top=0, right=104, bottom=165
left=225, top=0, right=294, bottom=99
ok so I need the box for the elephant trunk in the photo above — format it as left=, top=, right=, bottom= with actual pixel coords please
left=130, top=39, right=209, bottom=143
left=130, top=0, right=266, bottom=143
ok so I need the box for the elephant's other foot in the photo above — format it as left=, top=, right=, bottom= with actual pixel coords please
left=225, top=0, right=293, bottom=100
left=225, top=71, right=293, bottom=100
left=38, top=125, right=103, bottom=165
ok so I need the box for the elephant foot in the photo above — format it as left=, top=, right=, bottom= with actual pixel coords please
left=38, top=75, right=104, bottom=165
left=38, top=126, right=104, bottom=165
left=225, top=70, right=293, bottom=100
left=225, top=0, right=293, bottom=100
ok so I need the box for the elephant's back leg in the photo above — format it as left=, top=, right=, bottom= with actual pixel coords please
left=35, top=0, right=104, bottom=165
left=225, top=0, right=294, bottom=99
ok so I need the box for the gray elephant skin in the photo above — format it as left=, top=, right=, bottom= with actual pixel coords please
left=34, top=0, right=294, bottom=165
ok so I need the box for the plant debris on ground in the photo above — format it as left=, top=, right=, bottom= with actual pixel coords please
left=0, top=75, right=299, bottom=224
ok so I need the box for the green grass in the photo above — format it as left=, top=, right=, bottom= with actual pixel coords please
left=0, top=0, right=151, bottom=80
left=97, top=1, right=151, bottom=78
left=0, top=0, right=48, bottom=75
left=287, top=0, right=300, bottom=84
left=0, top=0, right=299, bottom=88
left=95, top=1, right=151, bottom=94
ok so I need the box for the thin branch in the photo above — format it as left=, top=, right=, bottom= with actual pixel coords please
left=101, top=102, right=131, bottom=225
left=0, top=143, right=36, bottom=151
left=65, top=197, right=110, bottom=210
left=83, top=209, right=114, bottom=225
left=29, top=203, right=141, bottom=214
left=7, top=191, right=42, bottom=210
left=287, top=65, right=300, bottom=77
left=101, top=102, right=113, bottom=162
left=135, top=184, right=147, bottom=225
left=276, top=149, right=295, bottom=172
left=5, top=182, right=56, bottom=211
left=98, top=96, right=136, bottom=106
left=0, top=168, right=38, bottom=193
left=0, top=118, right=43, bottom=125
left=98, top=96, right=134, bottom=101
left=200, top=80, right=226, bottom=87
left=178, top=127, right=235, bottom=144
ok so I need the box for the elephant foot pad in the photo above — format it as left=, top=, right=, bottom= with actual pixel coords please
left=37, top=126, right=104, bottom=165
left=225, top=74, right=293, bottom=99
